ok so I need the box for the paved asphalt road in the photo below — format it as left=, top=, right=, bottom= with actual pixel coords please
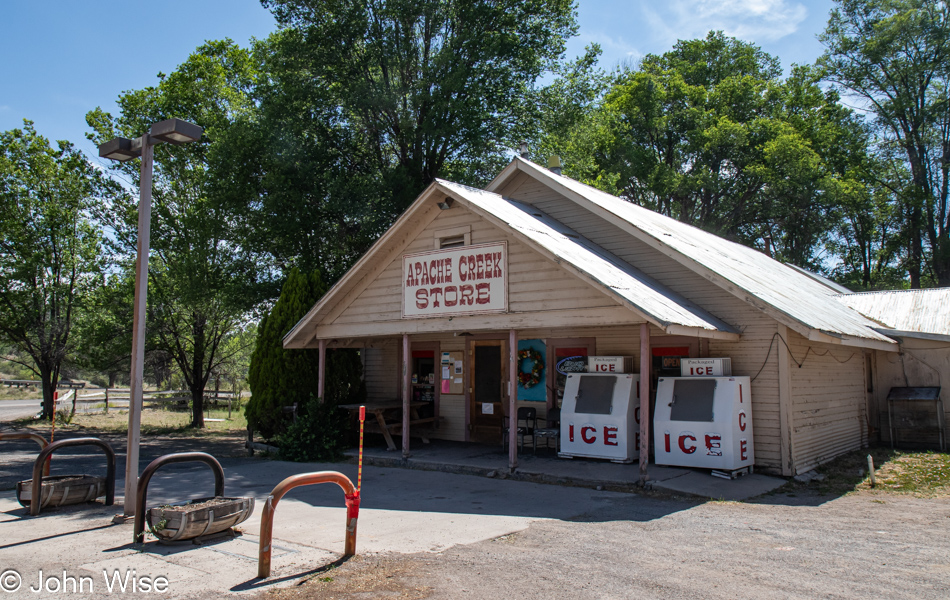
left=0, top=398, right=42, bottom=422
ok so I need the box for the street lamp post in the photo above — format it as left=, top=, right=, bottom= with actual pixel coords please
left=99, top=118, right=202, bottom=517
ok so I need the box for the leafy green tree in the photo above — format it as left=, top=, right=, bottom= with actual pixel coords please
left=87, top=40, right=272, bottom=427
left=70, top=271, right=134, bottom=387
left=210, top=32, right=384, bottom=281
left=262, top=0, right=578, bottom=212
left=0, top=121, right=110, bottom=419
left=820, top=0, right=950, bottom=286
left=247, top=268, right=323, bottom=438
left=246, top=268, right=363, bottom=440
left=547, top=32, right=876, bottom=271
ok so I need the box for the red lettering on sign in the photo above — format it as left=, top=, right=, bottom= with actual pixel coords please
left=738, top=411, right=747, bottom=432
left=458, top=256, right=468, bottom=282
left=581, top=426, right=596, bottom=444
left=739, top=384, right=744, bottom=403
left=493, top=252, right=502, bottom=277
left=740, top=439, right=748, bottom=461
left=603, top=426, right=618, bottom=446
left=569, top=424, right=574, bottom=442
left=460, top=284, right=475, bottom=305
left=476, top=254, right=484, bottom=279
left=445, top=259, right=453, bottom=283
left=415, top=289, right=428, bottom=309
left=664, top=431, right=671, bottom=453
left=429, top=287, right=443, bottom=307
left=634, top=406, right=640, bottom=424
left=679, top=434, right=697, bottom=454
left=475, top=282, right=490, bottom=304
left=444, top=285, right=458, bottom=307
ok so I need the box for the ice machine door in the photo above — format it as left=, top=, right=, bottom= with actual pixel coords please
left=670, top=379, right=716, bottom=422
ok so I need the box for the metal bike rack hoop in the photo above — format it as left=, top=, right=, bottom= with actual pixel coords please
left=258, top=471, right=360, bottom=579
left=29, top=437, right=116, bottom=516
left=133, top=452, right=226, bottom=544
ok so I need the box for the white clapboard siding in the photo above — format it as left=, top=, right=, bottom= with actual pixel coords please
left=330, top=206, right=619, bottom=326
left=363, top=346, right=398, bottom=401
left=787, top=330, right=867, bottom=473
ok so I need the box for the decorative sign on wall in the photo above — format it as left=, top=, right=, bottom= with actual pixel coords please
left=402, top=242, right=508, bottom=318
left=517, top=339, right=546, bottom=402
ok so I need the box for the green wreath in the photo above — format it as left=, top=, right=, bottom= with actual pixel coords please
left=517, top=348, right=544, bottom=388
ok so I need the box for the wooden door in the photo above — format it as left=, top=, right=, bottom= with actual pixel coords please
left=470, top=340, right=507, bottom=443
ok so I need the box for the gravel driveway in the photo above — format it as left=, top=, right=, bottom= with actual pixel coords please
left=264, top=489, right=950, bottom=600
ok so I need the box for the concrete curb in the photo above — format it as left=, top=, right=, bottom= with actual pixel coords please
left=346, top=454, right=649, bottom=494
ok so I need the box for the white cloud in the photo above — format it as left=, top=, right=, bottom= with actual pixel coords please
left=644, top=0, right=808, bottom=45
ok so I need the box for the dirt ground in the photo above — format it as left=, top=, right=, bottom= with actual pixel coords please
left=262, top=486, right=950, bottom=600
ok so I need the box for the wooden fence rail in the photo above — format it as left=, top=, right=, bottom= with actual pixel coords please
left=32, top=389, right=244, bottom=417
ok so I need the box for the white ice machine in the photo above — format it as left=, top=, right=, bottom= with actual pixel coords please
left=653, top=376, right=753, bottom=470
left=559, top=372, right=641, bottom=463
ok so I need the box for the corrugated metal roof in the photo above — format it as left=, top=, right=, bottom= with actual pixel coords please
left=437, top=180, right=738, bottom=335
left=836, top=288, right=950, bottom=337
left=508, top=159, right=894, bottom=345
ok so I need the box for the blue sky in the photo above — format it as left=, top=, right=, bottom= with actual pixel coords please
left=1, top=0, right=835, bottom=159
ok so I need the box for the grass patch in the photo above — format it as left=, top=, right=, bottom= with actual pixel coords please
left=873, top=452, right=950, bottom=496
left=0, top=385, right=41, bottom=401
left=12, top=404, right=247, bottom=438
left=782, top=446, right=950, bottom=498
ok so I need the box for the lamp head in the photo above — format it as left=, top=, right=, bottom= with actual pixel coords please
left=149, top=118, right=202, bottom=145
left=98, top=137, right=140, bottom=162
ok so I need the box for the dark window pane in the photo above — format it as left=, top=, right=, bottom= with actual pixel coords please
left=573, top=375, right=616, bottom=415
left=670, top=379, right=716, bottom=422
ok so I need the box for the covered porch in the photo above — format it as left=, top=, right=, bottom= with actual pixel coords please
left=316, top=320, right=739, bottom=486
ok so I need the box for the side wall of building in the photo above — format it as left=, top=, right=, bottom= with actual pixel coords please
left=871, top=339, right=950, bottom=448
left=786, top=330, right=868, bottom=473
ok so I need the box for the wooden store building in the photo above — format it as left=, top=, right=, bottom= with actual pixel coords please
left=285, top=156, right=945, bottom=479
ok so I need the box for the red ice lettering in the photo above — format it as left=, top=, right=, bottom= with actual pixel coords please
left=678, top=434, right=697, bottom=454
left=581, top=426, right=596, bottom=444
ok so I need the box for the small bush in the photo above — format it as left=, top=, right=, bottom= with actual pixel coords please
left=277, top=394, right=349, bottom=462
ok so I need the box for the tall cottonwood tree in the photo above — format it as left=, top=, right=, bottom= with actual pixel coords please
left=87, top=41, right=271, bottom=427
left=546, top=33, right=876, bottom=272
left=262, top=0, right=578, bottom=213
left=0, top=121, right=108, bottom=419
left=820, top=0, right=950, bottom=286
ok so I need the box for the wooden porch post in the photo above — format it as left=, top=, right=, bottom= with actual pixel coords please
left=509, top=328, right=518, bottom=471
left=402, top=333, right=410, bottom=459
left=317, top=338, right=327, bottom=401
left=639, top=323, right=651, bottom=486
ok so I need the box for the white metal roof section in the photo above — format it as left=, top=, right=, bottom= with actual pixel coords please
left=836, top=288, right=950, bottom=338
left=437, top=179, right=739, bottom=336
left=504, top=158, right=894, bottom=345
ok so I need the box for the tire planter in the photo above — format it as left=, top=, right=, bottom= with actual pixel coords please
left=147, top=496, right=254, bottom=542
left=16, top=475, right=106, bottom=509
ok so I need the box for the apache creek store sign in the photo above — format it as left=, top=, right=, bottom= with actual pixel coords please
left=402, top=242, right=508, bottom=318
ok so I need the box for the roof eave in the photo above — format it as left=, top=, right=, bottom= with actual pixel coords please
left=282, top=182, right=445, bottom=348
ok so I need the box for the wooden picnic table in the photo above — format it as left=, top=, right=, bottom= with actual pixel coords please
left=339, top=400, right=438, bottom=451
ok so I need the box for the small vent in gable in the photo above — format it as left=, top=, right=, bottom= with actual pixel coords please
left=440, top=235, right=466, bottom=249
